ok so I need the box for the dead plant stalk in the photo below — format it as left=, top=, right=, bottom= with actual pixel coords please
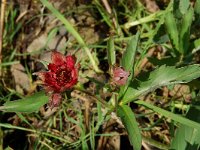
left=0, top=0, right=7, bottom=75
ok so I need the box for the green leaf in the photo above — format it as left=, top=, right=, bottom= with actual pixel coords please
left=117, top=105, right=142, bottom=150
left=165, top=12, right=180, bottom=53
left=194, top=0, right=200, bottom=16
left=122, top=65, right=200, bottom=104
left=153, top=24, right=169, bottom=44
left=192, top=38, right=200, bottom=53
left=119, top=32, right=140, bottom=99
left=107, top=37, right=116, bottom=66
left=135, top=100, right=200, bottom=131
left=170, top=104, right=200, bottom=150
left=173, top=0, right=183, bottom=19
left=179, top=7, right=194, bottom=54
left=121, top=32, right=140, bottom=72
left=194, top=38, right=200, bottom=49
left=179, top=0, right=190, bottom=15
left=0, top=92, right=48, bottom=113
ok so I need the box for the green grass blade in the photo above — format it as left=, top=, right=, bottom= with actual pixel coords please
left=40, top=0, right=101, bottom=73
left=117, top=105, right=142, bottom=150
left=0, top=123, right=70, bottom=143
left=179, top=7, right=194, bottom=55
left=94, top=0, right=113, bottom=28
left=0, top=61, right=20, bottom=67
left=165, top=12, right=180, bottom=53
left=107, top=37, right=116, bottom=66
left=16, top=112, right=33, bottom=127
left=0, top=92, right=48, bottom=113
left=135, top=100, right=200, bottom=131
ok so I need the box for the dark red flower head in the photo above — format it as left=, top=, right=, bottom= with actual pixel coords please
left=36, top=51, right=78, bottom=93
left=112, top=67, right=129, bottom=86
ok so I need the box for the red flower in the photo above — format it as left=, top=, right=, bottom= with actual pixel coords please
left=37, top=51, right=78, bottom=93
left=113, top=67, right=129, bottom=85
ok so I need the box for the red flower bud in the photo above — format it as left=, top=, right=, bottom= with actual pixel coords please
left=49, top=93, right=62, bottom=108
left=113, top=67, right=129, bottom=85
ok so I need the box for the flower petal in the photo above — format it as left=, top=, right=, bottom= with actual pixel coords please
left=57, top=68, right=78, bottom=91
left=48, top=63, right=57, bottom=72
left=114, top=67, right=129, bottom=78
left=51, top=51, right=66, bottom=66
left=65, top=55, right=75, bottom=68
left=35, top=51, right=79, bottom=94
left=113, top=67, right=129, bottom=86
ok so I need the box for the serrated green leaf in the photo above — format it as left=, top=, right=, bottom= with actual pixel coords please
left=121, top=32, right=140, bottom=72
left=121, top=65, right=200, bottom=104
left=107, top=37, right=116, bottom=66
left=117, top=105, right=141, bottom=150
left=179, top=6, right=194, bottom=54
left=170, top=104, right=200, bottom=150
left=165, top=12, right=180, bottom=53
left=0, top=92, right=49, bottom=113
left=179, top=0, right=190, bottom=15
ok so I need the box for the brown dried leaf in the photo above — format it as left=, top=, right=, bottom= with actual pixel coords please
left=11, top=64, right=31, bottom=94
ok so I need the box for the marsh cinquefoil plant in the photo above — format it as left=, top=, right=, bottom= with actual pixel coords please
left=2, top=0, right=200, bottom=150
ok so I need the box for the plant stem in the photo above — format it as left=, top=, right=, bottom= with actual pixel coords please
left=0, top=0, right=6, bottom=76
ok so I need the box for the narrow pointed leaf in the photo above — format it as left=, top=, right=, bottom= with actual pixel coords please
left=179, top=0, right=190, bottom=15
left=179, top=7, right=194, bottom=54
left=117, top=105, right=142, bottom=150
left=165, top=12, right=180, bottom=53
left=121, top=32, right=140, bottom=72
left=194, top=0, right=200, bottom=16
left=107, top=37, right=116, bottom=66
left=122, top=65, right=200, bottom=104
left=0, top=92, right=48, bottom=113
left=119, top=32, right=140, bottom=99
